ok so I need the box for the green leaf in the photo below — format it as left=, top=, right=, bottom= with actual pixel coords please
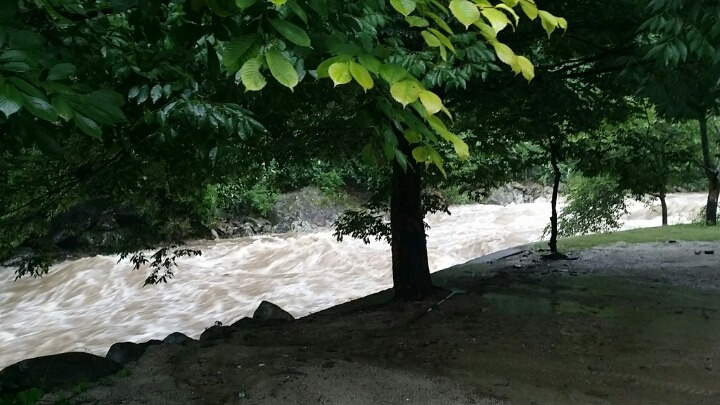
left=357, top=54, right=382, bottom=74
left=240, top=57, right=267, bottom=91
left=236, top=0, right=259, bottom=9
left=0, top=50, right=28, bottom=63
left=390, top=80, right=420, bottom=107
left=128, top=86, right=140, bottom=100
left=495, top=3, right=520, bottom=25
left=1, top=62, right=31, bottom=72
left=519, top=0, right=538, bottom=20
left=514, top=55, right=534, bottom=81
left=361, top=143, right=377, bottom=165
left=404, top=129, right=422, bottom=143
left=449, top=0, right=480, bottom=28
left=136, top=85, right=149, bottom=104
left=222, top=34, right=261, bottom=72
left=316, top=55, right=351, bottom=78
left=426, top=12, right=454, bottom=35
left=287, top=1, right=309, bottom=25
left=8, top=78, right=44, bottom=99
left=394, top=148, right=408, bottom=171
left=481, top=8, right=511, bottom=33
left=427, top=28, right=455, bottom=52
left=22, top=95, right=58, bottom=122
left=406, top=16, right=429, bottom=27
left=412, top=146, right=430, bottom=162
left=151, top=84, right=163, bottom=103
left=328, top=62, right=352, bottom=86
left=349, top=62, right=374, bottom=91
left=74, top=113, right=102, bottom=139
left=421, top=31, right=441, bottom=48
left=269, top=19, right=311, bottom=47
left=87, top=90, right=126, bottom=116
left=390, top=0, right=416, bottom=16
left=0, top=83, right=22, bottom=118
left=9, top=30, right=43, bottom=50
left=269, top=0, right=288, bottom=6
left=51, top=95, right=74, bottom=121
left=491, top=40, right=516, bottom=66
left=418, top=90, right=442, bottom=115
left=538, top=10, right=565, bottom=37
left=379, top=64, right=407, bottom=84
left=47, top=63, right=76, bottom=81
left=265, top=49, right=299, bottom=90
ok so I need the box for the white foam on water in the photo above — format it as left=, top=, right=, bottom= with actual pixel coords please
left=0, top=193, right=707, bottom=367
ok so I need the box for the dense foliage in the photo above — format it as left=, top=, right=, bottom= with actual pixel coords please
left=1, top=0, right=718, bottom=297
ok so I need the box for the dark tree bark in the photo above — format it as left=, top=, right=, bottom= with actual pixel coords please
left=391, top=139, right=433, bottom=301
left=548, top=139, right=562, bottom=254
left=659, top=190, right=668, bottom=226
left=699, top=114, right=719, bottom=225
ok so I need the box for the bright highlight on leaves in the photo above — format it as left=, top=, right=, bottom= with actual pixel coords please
left=390, top=0, right=417, bottom=16
left=449, top=0, right=480, bottom=28
left=390, top=80, right=420, bottom=107
left=418, top=90, right=443, bottom=115
left=349, top=62, right=374, bottom=91
left=328, top=62, right=352, bottom=86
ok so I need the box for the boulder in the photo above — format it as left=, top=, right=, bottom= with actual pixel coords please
left=105, top=340, right=162, bottom=365
left=0, top=352, right=123, bottom=396
left=199, top=326, right=235, bottom=342
left=252, top=301, right=294, bottom=322
left=163, top=332, right=193, bottom=345
left=230, top=317, right=256, bottom=328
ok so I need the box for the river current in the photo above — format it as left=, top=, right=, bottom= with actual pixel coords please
left=0, top=193, right=706, bottom=368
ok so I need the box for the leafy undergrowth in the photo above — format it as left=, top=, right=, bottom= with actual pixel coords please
left=537, top=224, right=720, bottom=252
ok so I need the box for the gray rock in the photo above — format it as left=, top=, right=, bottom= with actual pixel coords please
left=163, top=332, right=193, bottom=345
left=253, top=301, right=294, bottom=322
left=106, top=340, right=162, bottom=365
left=210, top=229, right=220, bottom=240
left=0, top=352, right=123, bottom=396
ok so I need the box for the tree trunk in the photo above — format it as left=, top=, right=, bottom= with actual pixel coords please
left=548, top=143, right=562, bottom=254
left=699, top=114, right=719, bottom=225
left=391, top=141, right=433, bottom=301
left=659, top=191, right=668, bottom=226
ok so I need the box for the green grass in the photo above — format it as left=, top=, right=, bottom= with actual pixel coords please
left=535, top=224, right=720, bottom=252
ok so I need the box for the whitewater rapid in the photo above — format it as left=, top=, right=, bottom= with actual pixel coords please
left=0, top=193, right=706, bottom=368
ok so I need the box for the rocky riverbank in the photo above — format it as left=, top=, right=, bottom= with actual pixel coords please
left=3, top=240, right=719, bottom=404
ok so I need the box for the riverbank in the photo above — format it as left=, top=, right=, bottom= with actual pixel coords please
left=7, top=237, right=719, bottom=404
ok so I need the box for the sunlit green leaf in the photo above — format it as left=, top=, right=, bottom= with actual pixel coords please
left=349, top=62, right=374, bottom=91
left=449, top=0, right=480, bottom=28
left=328, top=62, right=352, bottom=86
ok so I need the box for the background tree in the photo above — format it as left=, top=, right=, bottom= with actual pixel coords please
left=627, top=0, right=720, bottom=224
left=448, top=0, right=643, bottom=254
left=560, top=112, right=701, bottom=236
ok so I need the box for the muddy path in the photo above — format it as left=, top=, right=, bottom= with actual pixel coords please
left=43, top=241, right=720, bottom=404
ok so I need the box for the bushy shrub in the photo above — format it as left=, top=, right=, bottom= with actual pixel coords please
left=553, top=174, right=628, bottom=237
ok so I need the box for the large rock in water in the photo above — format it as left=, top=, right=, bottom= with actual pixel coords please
left=105, top=340, right=162, bottom=365
left=0, top=352, right=123, bottom=396
left=253, top=301, right=294, bottom=322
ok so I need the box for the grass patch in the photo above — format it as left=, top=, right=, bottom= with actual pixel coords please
left=535, top=224, right=720, bottom=252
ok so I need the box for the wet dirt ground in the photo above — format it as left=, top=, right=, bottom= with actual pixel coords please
left=43, top=241, right=720, bottom=404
